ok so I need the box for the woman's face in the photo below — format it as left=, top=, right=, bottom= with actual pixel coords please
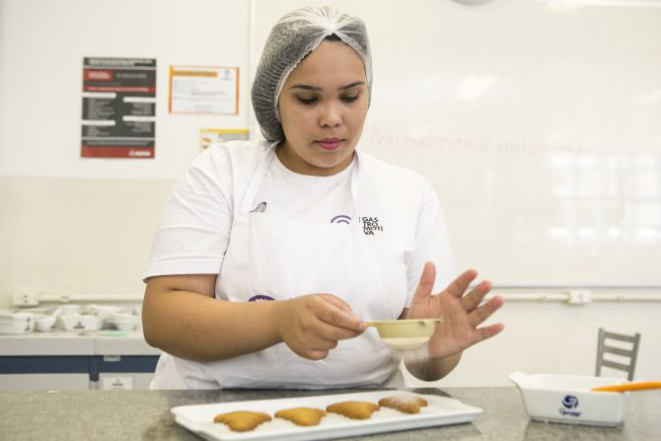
left=277, top=40, right=368, bottom=176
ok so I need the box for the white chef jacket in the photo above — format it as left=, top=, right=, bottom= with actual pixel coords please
left=144, top=140, right=454, bottom=389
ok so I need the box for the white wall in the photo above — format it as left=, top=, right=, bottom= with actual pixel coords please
left=0, top=0, right=251, bottom=305
left=1, top=0, right=659, bottom=386
left=0, top=176, right=172, bottom=304
left=405, top=299, right=660, bottom=386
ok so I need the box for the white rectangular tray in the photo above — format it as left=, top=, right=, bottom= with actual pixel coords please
left=171, top=390, right=482, bottom=441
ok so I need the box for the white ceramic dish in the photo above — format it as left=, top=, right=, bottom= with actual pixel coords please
left=0, top=312, right=34, bottom=334
left=86, top=304, right=124, bottom=318
left=0, top=311, right=34, bottom=322
left=0, top=320, right=34, bottom=334
left=108, top=313, right=139, bottom=331
left=59, top=314, right=103, bottom=332
left=172, top=390, right=481, bottom=441
left=509, top=371, right=629, bottom=426
left=35, top=315, right=57, bottom=332
left=109, top=312, right=137, bottom=321
left=110, top=320, right=138, bottom=331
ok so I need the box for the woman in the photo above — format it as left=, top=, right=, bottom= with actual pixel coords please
left=142, top=6, right=504, bottom=389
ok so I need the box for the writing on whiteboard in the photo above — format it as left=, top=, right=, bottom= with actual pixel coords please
left=362, top=123, right=596, bottom=157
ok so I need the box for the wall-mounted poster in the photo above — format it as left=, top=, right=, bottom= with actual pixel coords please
left=170, top=66, right=239, bottom=115
left=200, top=128, right=249, bottom=151
left=81, top=57, right=156, bottom=159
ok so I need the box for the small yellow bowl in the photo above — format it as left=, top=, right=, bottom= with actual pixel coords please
left=366, top=319, right=441, bottom=350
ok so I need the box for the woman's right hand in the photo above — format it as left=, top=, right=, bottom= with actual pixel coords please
left=275, top=294, right=367, bottom=360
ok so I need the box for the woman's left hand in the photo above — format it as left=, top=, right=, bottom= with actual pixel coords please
left=404, top=262, right=504, bottom=360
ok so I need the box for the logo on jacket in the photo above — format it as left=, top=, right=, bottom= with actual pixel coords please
left=360, top=216, right=383, bottom=236
left=330, top=214, right=351, bottom=225
left=248, top=294, right=275, bottom=302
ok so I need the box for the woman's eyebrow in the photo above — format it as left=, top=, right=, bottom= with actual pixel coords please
left=338, top=81, right=365, bottom=91
left=289, top=81, right=366, bottom=92
left=289, top=84, right=322, bottom=91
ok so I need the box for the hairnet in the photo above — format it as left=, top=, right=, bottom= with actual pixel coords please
left=251, top=6, right=372, bottom=142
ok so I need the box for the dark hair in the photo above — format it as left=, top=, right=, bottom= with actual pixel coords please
left=325, top=33, right=342, bottom=42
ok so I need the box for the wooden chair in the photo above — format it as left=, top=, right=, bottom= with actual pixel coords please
left=595, top=328, right=641, bottom=381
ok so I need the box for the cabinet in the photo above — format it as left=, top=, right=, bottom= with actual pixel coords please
left=0, top=331, right=160, bottom=390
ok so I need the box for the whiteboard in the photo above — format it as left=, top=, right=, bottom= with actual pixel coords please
left=252, top=0, right=661, bottom=287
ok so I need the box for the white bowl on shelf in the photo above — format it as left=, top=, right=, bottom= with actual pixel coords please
left=112, top=321, right=138, bottom=332
left=0, top=312, right=35, bottom=334
left=86, top=304, right=124, bottom=318
left=35, top=315, right=58, bottom=332
left=0, top=311, right=34, bottom=321
left=86, top=304, right=126, bottom=328
left=59, top=314, right=103, bottom=332
left=107, top=313, right=139, bottom=331
left=509, top=371, right=629, bottom=427
left=0, top=320, right=34, bottom=334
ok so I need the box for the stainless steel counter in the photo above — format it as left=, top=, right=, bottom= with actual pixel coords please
left=0, top=387, right=657, bottom=440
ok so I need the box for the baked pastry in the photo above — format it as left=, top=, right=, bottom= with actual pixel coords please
left=213, top=410, right=272, bottom=432
left=274, top=407, right=326, bottom=426
left=326, top=401, right=379, bottom=420
left=378, top=395, right=428, bottom=414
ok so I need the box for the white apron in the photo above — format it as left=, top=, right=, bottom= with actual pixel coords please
left=153, top=145, right=408, bottom=389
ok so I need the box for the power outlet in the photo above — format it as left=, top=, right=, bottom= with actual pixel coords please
left=567, top=290, right=592, bottom=305
left=12, top=292, right=39, bottom=307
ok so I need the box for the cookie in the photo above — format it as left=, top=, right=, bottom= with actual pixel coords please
left=326, top=401, right=379, bottom=420
left=378, top=395, right=428, bottom=414
left=275, top=407, right=326, bottom=426
left=213, top=410, right=272, bottom=432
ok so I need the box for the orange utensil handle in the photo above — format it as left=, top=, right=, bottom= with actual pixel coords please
left=592, top=381, right=661, bottom=392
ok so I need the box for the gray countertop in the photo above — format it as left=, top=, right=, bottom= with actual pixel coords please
left=0, top=386, right=657, bottom=441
